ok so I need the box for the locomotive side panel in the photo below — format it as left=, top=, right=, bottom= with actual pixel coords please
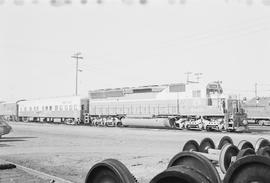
left=89, top=98, right=224, bottom=117
left=89, top=99, right=178, bottom=116
left=178, top=98, right=224, bottom=117
left=245, top=106, right=270, bottom=119
left=243, top=97, right=270, bottom=120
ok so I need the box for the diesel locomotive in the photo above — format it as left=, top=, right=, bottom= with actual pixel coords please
left=88, top=81, right=245, bottom=130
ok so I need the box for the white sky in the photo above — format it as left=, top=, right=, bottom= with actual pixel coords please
left=1, top=0, right=270, bottom=101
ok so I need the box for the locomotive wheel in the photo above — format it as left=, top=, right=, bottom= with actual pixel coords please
left=223, top=155, right=270, bottom=183
left=167, top=151, right=221, bottom=183
left=206, top=126, right=215, bottom=131
left=116, top=122, right=122, bottom=127
left=237, top=140, right=254, bottom=150
left=257, top=146, right=270, bottom=157
left=85, top=159, right=137, bottom=183
left=236, top=148, right=255, bottom=160
left=23, top=117, right=29, bottom=122
left=182, top=140, right=199, bottom=152
left=150, top=165, right=212, bottom=183
left=217, top=136, right=233, bottom=150
left=219, top=143, right=239, bottom=174
left=255, top=138, right=270, bottom=152
left=199, top=138, right=215, bottom=153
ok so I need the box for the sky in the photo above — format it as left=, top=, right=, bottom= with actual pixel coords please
left=1, top=0, right=270, bottom=101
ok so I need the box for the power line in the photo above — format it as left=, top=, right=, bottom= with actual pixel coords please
left=126, top=16, right=270, bottom=61
left=159, top=16, right=270, bottom=50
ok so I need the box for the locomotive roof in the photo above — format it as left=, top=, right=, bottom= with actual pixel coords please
left=89, top=83, right=186, bottom=92
left=116, top=92, right=158, bottom=100
left=89, top=92, right=159, bottom=102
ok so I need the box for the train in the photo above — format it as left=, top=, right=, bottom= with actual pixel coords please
left=0, top=81, right=246, bottom=131
left=242, top=97, right=270, bottom=126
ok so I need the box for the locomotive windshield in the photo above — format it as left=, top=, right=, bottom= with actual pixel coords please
left=206, top=82, right=223, bottom=95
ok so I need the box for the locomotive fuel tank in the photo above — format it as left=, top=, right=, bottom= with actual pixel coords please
left=121, top=116, right=173, bottom=128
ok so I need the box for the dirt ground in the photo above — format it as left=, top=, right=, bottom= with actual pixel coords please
left=0, top=122, right=270, bottom=183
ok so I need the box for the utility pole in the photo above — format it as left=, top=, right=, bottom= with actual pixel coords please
left=71, top=52, right=83, bottom=96
left=184, top=72, right=192, bottom=84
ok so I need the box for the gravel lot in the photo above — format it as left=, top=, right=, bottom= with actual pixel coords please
left=0, top=122, right=270, bottom=183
